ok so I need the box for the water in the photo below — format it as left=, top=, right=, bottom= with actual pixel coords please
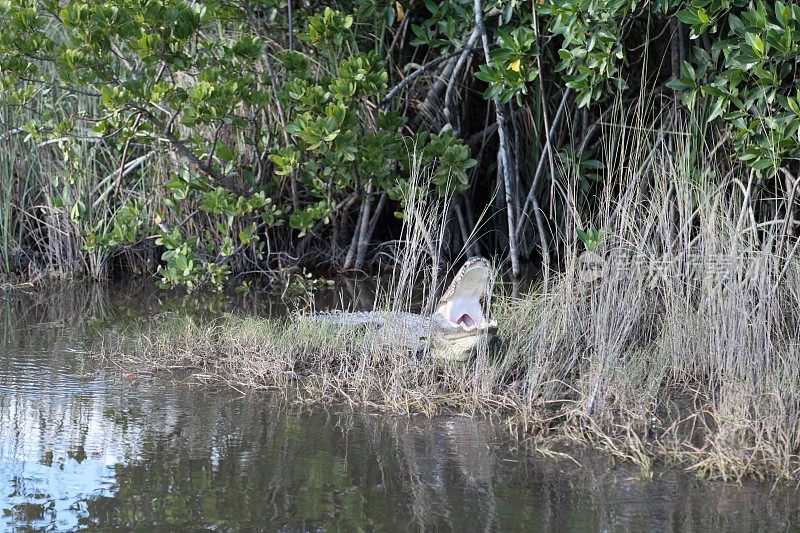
left=1, top=283, right=799, bottom=532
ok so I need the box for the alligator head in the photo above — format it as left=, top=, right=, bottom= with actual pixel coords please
left=429, top=257, right=498, bottom=362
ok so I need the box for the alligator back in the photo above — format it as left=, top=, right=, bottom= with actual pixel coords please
left=308, top=311, right=431, bottom=353
left=311, top=311, right=424, bottom=328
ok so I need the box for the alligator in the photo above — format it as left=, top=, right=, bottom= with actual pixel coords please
left=311, top=257, right=497, bottom=363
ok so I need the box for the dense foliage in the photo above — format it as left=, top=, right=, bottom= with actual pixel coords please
left=1, top=0, right=798, bottom=288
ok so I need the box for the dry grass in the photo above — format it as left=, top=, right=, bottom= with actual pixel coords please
left=497, top=108, right=800, bottom=482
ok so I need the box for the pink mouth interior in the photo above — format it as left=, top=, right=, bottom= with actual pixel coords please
left=446, top=297, right=484, bottom=328
left=456, top=314, right=476, bottom=327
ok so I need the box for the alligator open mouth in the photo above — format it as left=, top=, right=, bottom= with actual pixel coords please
left=435, top=257, right=494, bottom=331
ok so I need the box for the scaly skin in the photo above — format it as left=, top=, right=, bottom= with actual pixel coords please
left=309, top=258, right=497, bottom=362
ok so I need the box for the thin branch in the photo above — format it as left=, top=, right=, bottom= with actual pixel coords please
left=91, top=152, right=155, bottom=210
left=379, top=49, right=464, bottom=108
left=357, top=191, right=387, bottom=270
left=444, top=27, right=479, bottom=133
left=128, top=103, right=245, bottom=192
left=114, top=113, right=143, bottom=198
left=287, top=0, right=294, bottom=51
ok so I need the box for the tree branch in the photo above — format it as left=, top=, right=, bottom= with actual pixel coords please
left=474, top=0, right=520, bottom=278
left=379, top=49, right=464, bottom=108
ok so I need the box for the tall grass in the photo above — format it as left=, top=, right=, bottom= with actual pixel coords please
left=0, top=88, right=166, bottom=284
left=101, top=104, right=800, bottom=481
left=0, top=108, right=15, bottom=273
left=500, top=102, right=800, bottom=480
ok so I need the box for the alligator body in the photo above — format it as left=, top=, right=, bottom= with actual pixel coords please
left=311, top=257, right=497, bottom=363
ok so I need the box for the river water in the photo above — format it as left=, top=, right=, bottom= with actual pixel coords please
left=1, top=282, right=799, bottom=531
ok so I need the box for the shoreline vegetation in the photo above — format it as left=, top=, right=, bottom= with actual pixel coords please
left=3, top=0, right=800, bottom=483
left=103, top=120, right=800, bottom=482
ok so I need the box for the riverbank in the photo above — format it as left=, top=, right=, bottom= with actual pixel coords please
left=100, top=150, right=800, bottom=482
left=6, top=281, right=800, bottom=530
left=101, top=264, right=800, bottom=483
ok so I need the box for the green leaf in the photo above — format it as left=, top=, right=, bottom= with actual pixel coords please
left=707, top=98, right=725, bottom=123
left=675, top=9, right=701, bottom=26
left=680, top=61, right=696, bottom=81
left=745, top=33, right=766, bottom=58
left=216, top=143, right=234, bottom=162
left=666, top=78, right=692, bottom=91
left=576, top=91, right=592, bottom=108
left=751, top=158, right=775, bottom=171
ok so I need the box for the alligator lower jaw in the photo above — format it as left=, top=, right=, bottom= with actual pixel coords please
left=431, top=336, right=483, bottom=363
left=429, top=320, right=498, bottom=363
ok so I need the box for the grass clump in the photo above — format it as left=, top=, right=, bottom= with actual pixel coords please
left=496, top=109, right=800, bottom=482
left=105, top=313, right=510, bottom=416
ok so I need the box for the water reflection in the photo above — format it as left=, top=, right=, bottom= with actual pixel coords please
left=0, top=283, right=799, bottom=531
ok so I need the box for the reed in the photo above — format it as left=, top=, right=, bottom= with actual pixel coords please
left=0, top=86, right=169, bottom=283
left=499, top=102, right=800, bottom=481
